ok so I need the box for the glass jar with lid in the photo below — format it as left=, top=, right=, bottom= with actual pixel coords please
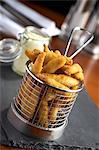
left=12, top=26, right=51, bottom=76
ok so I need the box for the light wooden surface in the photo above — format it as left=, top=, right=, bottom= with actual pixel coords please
left=1, top=1, right=99, bottom=150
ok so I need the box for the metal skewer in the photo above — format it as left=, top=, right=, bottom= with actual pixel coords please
left=64, top=27, right=94, bottom=58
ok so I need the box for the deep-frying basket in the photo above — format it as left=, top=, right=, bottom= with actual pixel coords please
left=8, top=60, right=83, bottom=140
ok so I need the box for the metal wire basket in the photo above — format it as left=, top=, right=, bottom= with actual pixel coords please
left=8, top=60, right=83, bottom=140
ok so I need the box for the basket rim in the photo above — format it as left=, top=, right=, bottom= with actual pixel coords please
left=26, top=60, right=83, bottom=93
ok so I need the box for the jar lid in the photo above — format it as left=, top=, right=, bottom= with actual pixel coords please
left=20, top=26, right=50, bottom=41
left=0, top=38, right=22, bottom=63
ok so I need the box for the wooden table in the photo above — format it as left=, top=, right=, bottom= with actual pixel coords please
left=1, top=1, right=99, bottom=150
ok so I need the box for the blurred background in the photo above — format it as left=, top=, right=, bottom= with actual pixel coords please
left=31, top=0, right=76, bottom=15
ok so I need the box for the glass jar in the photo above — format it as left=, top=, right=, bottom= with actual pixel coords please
left=12, top=26, right=51, bottom=76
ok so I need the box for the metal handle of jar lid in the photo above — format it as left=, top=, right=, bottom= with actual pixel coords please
left=64, top=27, right=94, bottom=59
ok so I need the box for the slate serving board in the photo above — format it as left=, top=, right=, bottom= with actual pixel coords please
left=0, top=63, right=99, bottom=149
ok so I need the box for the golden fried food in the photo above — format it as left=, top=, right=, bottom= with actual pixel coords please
left=65, top=56, right=73, bottom=65
left=51, top=74, right=79, bottom=87
left=42, top=56, right=66, bottom=73
left=49, top=107, right=60, bottom=123
left=18, top=76, right=33, bottom=119
left=19, top=75, right=39, bottom=119
left=25, top=49, right=41, bottom=62
left=38, top=100, right=49, bottom=128
left=38, top=73, right=74, bottom=97
left=43, top=44, right=50, bottom=52
left=24, top=44, right=84, bottom=125
left=43, top=45, right=61, bottom=65
left=72, top=72, right=84, bottom=81
left=37, top=73, right=79, bottom=88
left=71, top=85, right=79, bottom=90
left=44, top=89, right=56, bottom=101
left=61, top=63, right=83, bottom=75
left=32, top=52, right=46, bottom=74
left=36, top=73, right=70, bottom=90
left=44, top=51, right=59, bottom=65
left=55, top=50, right=61, bottom=56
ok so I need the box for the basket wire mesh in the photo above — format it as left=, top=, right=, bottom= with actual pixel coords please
left=13, top=61, right=82, bottom=131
